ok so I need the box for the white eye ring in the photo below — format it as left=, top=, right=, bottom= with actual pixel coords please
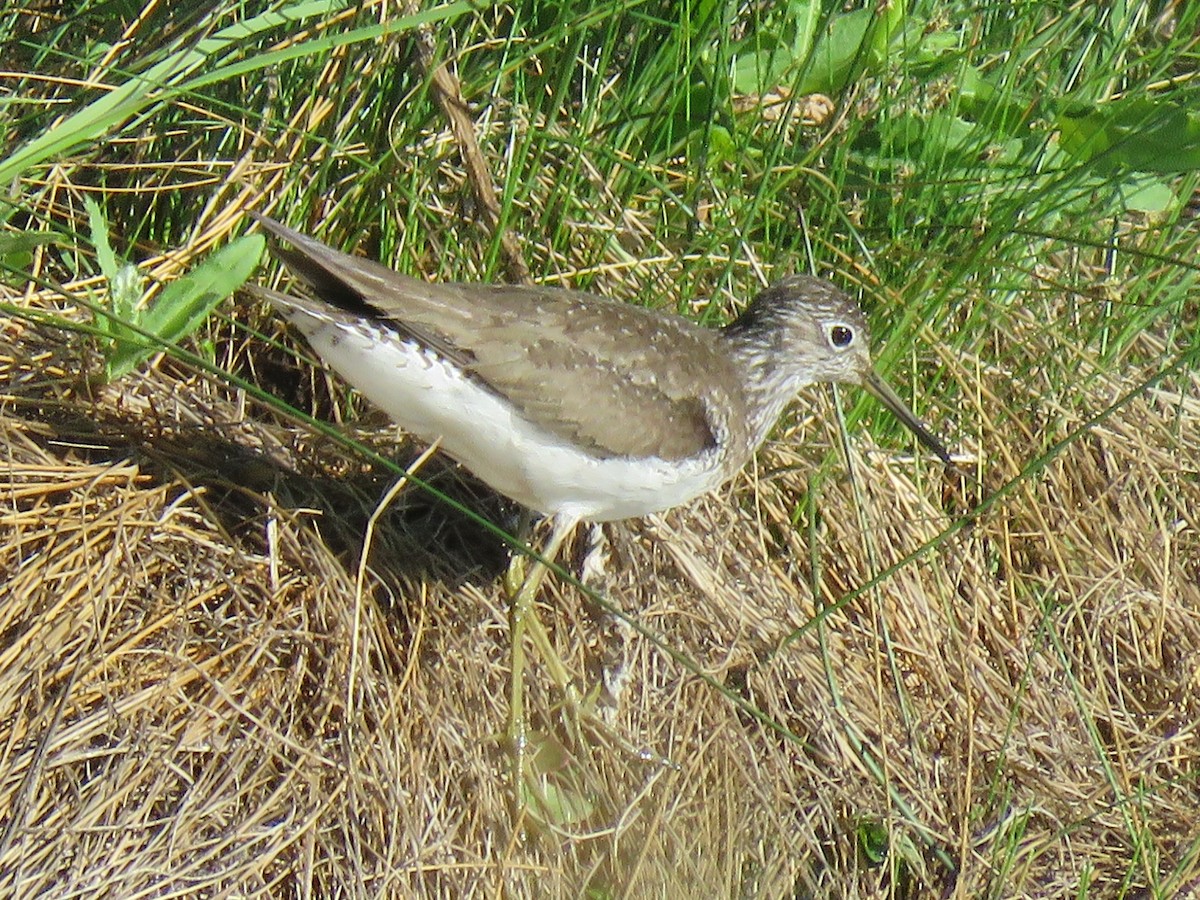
left=828, top=323, right=856, bottom=349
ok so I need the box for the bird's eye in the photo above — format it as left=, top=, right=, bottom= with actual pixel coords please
left=829, top=324, right=855, bottom=348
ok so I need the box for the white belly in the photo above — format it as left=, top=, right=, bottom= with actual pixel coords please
left=290, top=312, right=726, bottom=521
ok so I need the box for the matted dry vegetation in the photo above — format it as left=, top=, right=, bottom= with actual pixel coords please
left=2, top=260, right=1198, bottom=896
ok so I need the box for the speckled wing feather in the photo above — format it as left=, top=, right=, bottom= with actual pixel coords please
left=252, top=214, right=740, bottom=461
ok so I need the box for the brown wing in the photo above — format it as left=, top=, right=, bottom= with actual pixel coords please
left=253, top=214, right=735, bottom=460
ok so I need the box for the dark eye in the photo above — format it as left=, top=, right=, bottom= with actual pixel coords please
left=829, top=325, right=854, bottom=348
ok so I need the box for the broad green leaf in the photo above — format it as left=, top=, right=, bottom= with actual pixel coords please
left=857, top=818, right=889, bottom=865
left=0, top=232, right=57, bottom=275
left=517, top=730, right=597, bottom=830
left=803, top=8, right=874, bottom=95
left=883, top=111, right=1022, bottom=168
left=1057, top=97, right=1200, bottom=174
left=789, top=0, right=822, bottom=69
left=1119, top=175, right=1176, bottom=214
left=958, top=66, right=1035, bottom=136
left=105, top=234, right=265, bottom=381
left=732, top=39, right=793, bottom=96
left=730, top=0, right=821, bottom=96
left=865, top=0, right=906, bottom=66
left=802, top=0, right=906, bottom=95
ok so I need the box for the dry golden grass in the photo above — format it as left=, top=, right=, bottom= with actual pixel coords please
left=2, top=255, right=1198, bottom=897
left=4, top=6, right=1199, bottom=891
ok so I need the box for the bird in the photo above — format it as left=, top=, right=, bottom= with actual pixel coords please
left=247, top=212, right=951, bottom=531
left=247, top=211, right=953, bottom=792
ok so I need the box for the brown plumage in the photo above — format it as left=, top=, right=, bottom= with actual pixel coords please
left=250, top=213, right=949, bottom=522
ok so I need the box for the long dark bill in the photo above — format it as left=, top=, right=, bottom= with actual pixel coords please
left=862, top=369, right=953, bottom=465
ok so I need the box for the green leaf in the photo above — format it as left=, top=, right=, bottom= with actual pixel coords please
left=802, top=8, right=873, bottom=94
left=86, top=199, right=141, bottom=350
left=1057, top=97, right=1200, bottom=174
left=857, top=818, right=889, bottom=865
left=883, top=110, right=1022, bottom=168
left=85, top=197, right=119, bottom=283
left=104, top=234, right=265, bottom=381
left=732, top=40, right=793, bottom=96
left=1119, top=175, right=1176, bottom=214
left=958, top=66, right=1035, bottom=137
left=0, top=231, right=57, bottom=276
left=801, top=0, right=906, bottom=95
left=865, top=0, right=906, bottom=66
left=730, top=0, right=821, bottom=95
left=518, top=730, right=596, bottom=830
left=788, top=0, right=822, bottom=63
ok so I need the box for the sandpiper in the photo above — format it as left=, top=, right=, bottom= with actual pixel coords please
left=248, top=212, right=952, bottom=797
left=249, top=213, right=950, bottom=525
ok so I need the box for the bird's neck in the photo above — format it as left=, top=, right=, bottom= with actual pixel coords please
left=725, top=336, right=808, bottom=457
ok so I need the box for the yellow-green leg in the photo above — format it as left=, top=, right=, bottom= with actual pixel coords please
left=505, top=513, right=578, bottom=816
